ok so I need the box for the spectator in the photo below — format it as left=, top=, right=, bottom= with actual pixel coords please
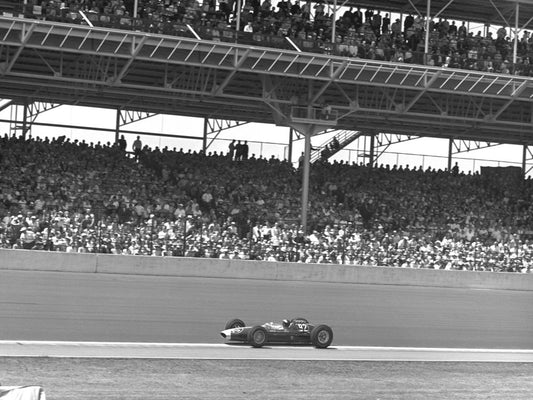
left=132, top=135, right=142, bottom=160
left=228, top=139, right=236, bottom=160
left=118, top=135, right=127, bottom=152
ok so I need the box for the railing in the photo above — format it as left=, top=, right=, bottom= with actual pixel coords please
left=3, top=6, right=533, bottom=78
left=290, top=106, right=339, bottom=124
left=310, top=130, right=362, bottom=163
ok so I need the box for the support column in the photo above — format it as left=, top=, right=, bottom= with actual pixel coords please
left=523, top=145, right=528, bottom=177
left=115, top=109, right=121, bottom=143
left=202, top=118, right=208, bottom=153
left=22, top=101, right=29, bottom=139
left=301, top=127, right=313, bottom=233
left=288, top=128, right=294, bottom=163
left=448, top=138, right=453, bottom=171
left=369, top=132, right=375, bottom=167
left=424, top=0, right=431, bottom=63
left=331, top=0, right=337, bottom=44
left=236, top=0, right=242, bottom=33
left=513, top=1, right=519, bottom=65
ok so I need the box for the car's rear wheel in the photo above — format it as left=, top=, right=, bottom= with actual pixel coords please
left=248, top=326, right=268, bottom=348
left=224, top=319, right=245, bottom=330
left=311, top=325, right=333, bottom=348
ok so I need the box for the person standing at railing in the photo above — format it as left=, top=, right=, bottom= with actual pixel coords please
left=228, top=139, right=236, bottom=160
left=132, top=135, right=142, bottom=161
left=380, top=12, right=389, bottom=34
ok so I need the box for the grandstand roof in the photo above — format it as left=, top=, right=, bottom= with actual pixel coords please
left=351, top=0, right=533, bottom=30
left=2, top=16, right=533, bottom=147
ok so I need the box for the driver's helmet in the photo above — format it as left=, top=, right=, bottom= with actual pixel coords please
left=282, top=319, right=291, bottom=328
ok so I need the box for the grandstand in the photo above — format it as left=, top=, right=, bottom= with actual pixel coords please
left=1, top=0, right=533, bottom=272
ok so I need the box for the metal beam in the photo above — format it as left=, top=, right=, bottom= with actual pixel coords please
left=491, top=80, right=528, bottom=121
left=1, top=24, right=34, bottom=75
left=212, top=49, right=250, bottom=96
left=113, top=36, right=147, bottom=84
left=311, top=60, right=348, bottom=104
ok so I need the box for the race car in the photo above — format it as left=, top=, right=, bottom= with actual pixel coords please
left=220, top=317, right=333, bottom=348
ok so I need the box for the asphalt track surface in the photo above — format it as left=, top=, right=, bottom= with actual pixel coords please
left=1, top=269, right=532, bottom=361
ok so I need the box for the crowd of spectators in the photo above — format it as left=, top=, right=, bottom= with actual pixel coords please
left=5, top=0, right=533, bottom=76
left=1, top=132, right=533, bottom=273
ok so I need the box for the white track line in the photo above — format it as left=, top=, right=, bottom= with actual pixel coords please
left=1, top=341, right=532, bottom=362
left=0, top=341, right=532, bottom=353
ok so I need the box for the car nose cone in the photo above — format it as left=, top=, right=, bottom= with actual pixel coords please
left=220, top=329, right=233, bottom=339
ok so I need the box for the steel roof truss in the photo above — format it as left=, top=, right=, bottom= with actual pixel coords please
left=468, top=75, right=485, bottom=92
left=32, top=48, right=58, bottom=76
left=59, top=27, right=72, bottom=48
left=299, top=56, right=315, bottom=75
left=113, top=33, right=128, bottom=54
left=314, top=58, right=330, bottom=77
left=251, top=50, right=267, bottom=70
left=375, top=133, right=420, bottom=150
left=267, top=52, right=283, bottom=72
left=433, top=0, right=456, bottom=19
left=426, top=93, right=447, bottom=115
left=488, top=0, right=511, bottom=27
left=311, top=60, right=348, bottom=104
left=413, top=71, right=428, bottom=87
left=384, top=66, right=399, bottom=84
left=1, top=20, right=15, bottom=42
left=114, top=36, right=147, bottom=84
left=150, top=38, right=164, bottom=58
left=405, top=0, right=423, bottom=16
left=78, top=30, right=91, bottom=50
left=2, top=24, right=34, bottom=75
left=184, top=43, right=199, bottom=62
left=213, top=49, right=250, bottom=96
left=217, top=46, right=232, bottom=66
left=439, top=71, right=456, bottom=89
left=333, top=81, right=354, bottom=105
left=369, top=65, right=382, bottom=82
left=404, top=70, right=442, bottom=113
left=0, top=99, right=13, bottom=113
left=167, top=41, right=182, bottom=60
left=96, top=32, right=110, bottom=52
left=482, top=76, right=501, bottom=94
left=496, top=79, right=513, bottom=96
left=454, top=73, right=471, bottom=91
left=201, top=44, right=216, bottom=64
left=119, top=110, right=156, bottom=126
left=492, top=81, right=528, bottom=121
left=283, top=54, right=300, bottom=74
left=451, top=139, right=499, bottom=155
left=353, top=63, right=367, bottom=82
left=399, top=68, right=414, bottom=86
left=40, top=25, right=54, bottom=46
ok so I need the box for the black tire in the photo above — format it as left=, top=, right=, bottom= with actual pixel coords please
left=311, top=324, right=333, bottom=348
left=248, top=325, right=268, bottom=348
left=224, top=318, right=245, bottom=330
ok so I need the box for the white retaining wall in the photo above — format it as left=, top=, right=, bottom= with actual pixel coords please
left=0, top=249, right=532, bottom=291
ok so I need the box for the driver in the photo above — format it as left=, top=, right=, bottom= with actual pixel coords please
left=282, top=319, right=291, bottom=328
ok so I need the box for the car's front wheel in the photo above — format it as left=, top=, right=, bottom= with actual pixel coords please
left=224, top=318, right=245, bottom=330
left=311, top=325, right=333, bottom=348
left=248, top=326, right=268, bottom=348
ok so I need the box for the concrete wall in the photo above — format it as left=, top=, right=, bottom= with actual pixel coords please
left=1, top=248, right=532, bottom=291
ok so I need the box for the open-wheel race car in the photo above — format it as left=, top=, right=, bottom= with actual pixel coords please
left=220, top=317, right=333, bottom=348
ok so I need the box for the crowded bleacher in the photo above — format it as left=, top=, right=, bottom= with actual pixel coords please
left=2, top=0, right=533, bottom=76
left=1, top=133, right=532, bottom=273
